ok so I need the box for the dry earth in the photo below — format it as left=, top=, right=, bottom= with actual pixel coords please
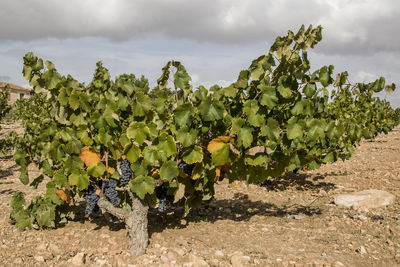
left=1, top=122, right=399, bottom=266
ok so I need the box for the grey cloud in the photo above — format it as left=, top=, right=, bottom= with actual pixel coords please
left=0, top=75, right=11, bottom=81
left=1, top=0, right=399, bottom=56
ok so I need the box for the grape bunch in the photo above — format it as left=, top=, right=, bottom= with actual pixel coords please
left=120, top=159, right=132, bottom=185
left=178, top=161, right=194, bottom=177
left=104, top=179, right=120, bottom=207
left=155, top=183, right=174, bottom=212
left=83, top=185, right=99, bottom=217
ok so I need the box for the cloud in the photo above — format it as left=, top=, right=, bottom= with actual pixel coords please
left=0, top=75, right=11, bottom=81
left=353, top=71, right=377, bottom=83
left=1, top=0, right=399, bottom=56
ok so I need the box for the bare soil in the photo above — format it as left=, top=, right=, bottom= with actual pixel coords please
left=1, top=122, right=399, bottom=266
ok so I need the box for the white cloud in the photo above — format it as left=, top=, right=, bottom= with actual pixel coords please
left=1, top=0, right=399, bottom=55
left=354, top=71, right=377, bottom=83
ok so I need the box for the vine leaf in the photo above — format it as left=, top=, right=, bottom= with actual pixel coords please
left=207, top=136, right=233, bottom=166
left=127, top=122, right=150, bottom=145
left=160, top=161, right=179, bottom=182
left=68, top=170, right=90, bottom=190
left=79, top=146, right=101, bottom=167
left=56, top=189, right=73, bottom=206
left=174, top=183, right=185, bottom=203
left=129, top=175, right=155, bottom=199
left=183, top=145, right=204, bottom=164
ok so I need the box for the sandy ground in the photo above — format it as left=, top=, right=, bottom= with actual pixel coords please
left=0, top=122, right=399, bottom=266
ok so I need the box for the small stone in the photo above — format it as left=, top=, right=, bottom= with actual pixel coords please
left=154, top=243, right=161, bottom=248
left=173, top=247, right=185, bottom=256
left=49, top=243, right=60, bottom=254
left=34, top=255, right=45, bottom=262
left=289, top=214, right=305, bottom=220
left=167, top=251, right=177, bottom=262
left=183, top=262, right=194, bottom=267
left=334, top=261, right=345, bottom=267
left=231, top=254, right=250, bottom=267
left=180, top=219, right=188, bottom=225
left=70, top=252, right=86, bottom=265
left=14, top=258, right=23, bottom=264
left=215, top=250, right=224, bottom=257
left=160, top=255, right=170, bottom=264
left=96, top=259, right=108, bottom=266
left=356, top=246, right=367, bottom=255
left=209, top=259, right=219, bottom=266
left=189, top=254, right=209, bottom=266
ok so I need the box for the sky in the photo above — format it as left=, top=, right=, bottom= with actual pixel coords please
left=0, top=0, right=399, bottom=107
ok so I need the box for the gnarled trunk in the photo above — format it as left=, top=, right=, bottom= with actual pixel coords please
left=125, top=196, right=149, bottom=255
left=97, top=194, right=149, bottom=256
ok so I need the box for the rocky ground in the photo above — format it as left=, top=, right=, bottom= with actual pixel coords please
left=0, top=123, right=399, bottom=266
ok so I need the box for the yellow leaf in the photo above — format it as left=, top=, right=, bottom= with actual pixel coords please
left=56, top=189, right=73, bottom=206
left=174, top=183, right=185, bottom=203
left=79, top=146, right=101, bottom=167
left=207, top=136, right=233, bottom=154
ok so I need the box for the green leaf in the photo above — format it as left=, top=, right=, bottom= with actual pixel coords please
left=277, top=85, right=292, bottom=99
left=208, top=141, right=231, bottom=166
left=237, top=126, right=253, bottom=148
left=323, top=152, right=335, bottom=163
left=129, top=175, right=155, bottom=199
left=98, top=128, right=112, bottom=145
left=68, top=170, right=90, bottom=190
left=246, top=154, right=269, bottom=166
left=119, top=134, right=130, bottom=149
left=133, top=92, right=152, bottom=116
left=287, top=123, right=303, bottom=140
left=126, top=144, right=141, bottom=163
left=69, top=91, right=80, bottom=110
left=259, top=85, right=278, bottom=109
left=160, top=161, right=179, bottom=181
left=183, top=146, right=204, bottom=164
left=11, top=192, right=26, bottom=210
left=90, top=111, right=106, bottom=129
left=19, top=167, right=29, bottom=185
left=45, top=182, right=63, bottom=205
left=303, top=83, right=316, bottom=98
left=127, top=122, right=150, bottom=145
left=35, top=202, right=56, bottom=228
left=291, top=100, right=304, bottom=116
left=176, top=126, right=198, bottom=147
left=157, top=134, right=177, bottom=159
left=119, top=80, right=134, bottom=95
left=142, top=146, right=159, bottom=165
left=70, top=113, right=86, bottom=127
left=307, top=119, right=326, bottom=140
left=87, top=162, right=106, bottom=178
left=261, top=118, right=280, bottom=141
left=199, top=96, right=225, bottom=121
left=319, top=66, right=331, bottom=87
left=174, top=103, right=194, bottom=126
left=53, top=169, right=68, bottom=188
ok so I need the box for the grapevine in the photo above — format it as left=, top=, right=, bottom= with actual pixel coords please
left=9, top=25, right=398, bottom=256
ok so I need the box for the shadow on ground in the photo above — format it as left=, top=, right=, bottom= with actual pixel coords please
left=258, top=171, right=337, bottom=192
left=29, top=172, right=339, bottom=237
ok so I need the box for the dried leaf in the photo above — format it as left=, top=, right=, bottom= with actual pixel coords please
left=79, top=146, right=101, bottom=167
left=174, top=183, right=185, bottom=203
left=56, top=189, right=73, bottom=206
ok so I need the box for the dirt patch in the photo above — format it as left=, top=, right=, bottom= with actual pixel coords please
left=0, top=125, right=399, bottom=266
